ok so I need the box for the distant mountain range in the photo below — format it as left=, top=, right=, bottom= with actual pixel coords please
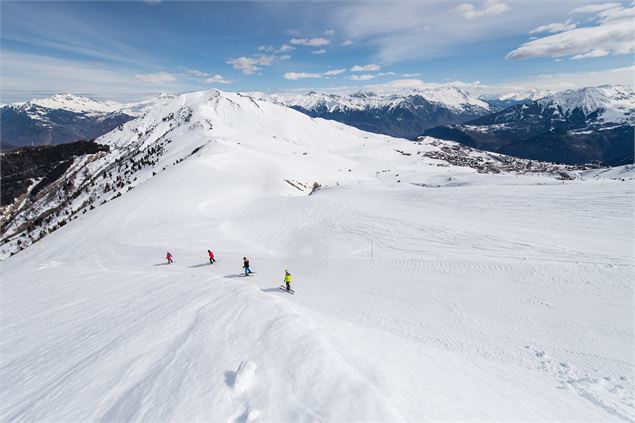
left=2, top=85, right=632, bottom=166
left=423, top=85, right=634, bottom=166
left=273, top=87, right=492, bottom=139
left=0, top=94, right=177, bottom=149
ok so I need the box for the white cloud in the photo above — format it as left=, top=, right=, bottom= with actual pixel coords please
left=185, top=69, right=208, bottom=77
left=289, top=37, right=330, bottom=47
left=377, top=72, right=397, bottom=76
left=277, top=44, right=295, bottom=53
left=347, top=74, right=377, bottom=81
left=257, top=45, right=274, bottom=52
left=324, top=68, right=346, bottom=76
left=226, top=54, right=279, bottom=75
left=507, top=4, right=635, bottom=60
left=135, top=71, right=176, bottom=83
left=324, top=29, right=336, bottom=35
left=350, top=64, right=381, bottom=72
left=0, top=50, right=195, bottom=102
left=402, top=73, right=422, bottom=77
left=284, top=68, right=347, bottom=80
left=312, top=49, right=327, bottom=54
left=506, top=65, right=635, bottom=91
left=529, top=20, right=576, bottom=34
left=571, top=3, right=621, bottom=14
left=570, top=49, right=609, bottom=59
left=361, top=66, right=635, bottom=96
left=341, top=40, right=354, bottom=46
left=204, top=74, right=232, bottom=84
left=455, top=1, right=509, bottom=20
left=284, top=72, right=323, bottom=80
left=328, top=1, right=592, bottom=62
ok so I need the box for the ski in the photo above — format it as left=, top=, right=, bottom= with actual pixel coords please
left=279, top=285, right=295, bottom=294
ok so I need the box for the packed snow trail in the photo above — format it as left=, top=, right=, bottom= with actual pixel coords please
left=1, top=90, right=633, bottom=421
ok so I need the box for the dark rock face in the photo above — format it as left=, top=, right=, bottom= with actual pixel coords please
left=423, top=101, right=634, bottom=166
left=1, top=140, right=110, bottom=206
left=0, top=104, right=133, bottom=148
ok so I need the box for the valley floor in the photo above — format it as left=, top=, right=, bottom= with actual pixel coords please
left=1, top=166, right=633, bottom=421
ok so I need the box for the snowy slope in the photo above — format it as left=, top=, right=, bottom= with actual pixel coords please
left=1, top=90, right=633, bottom=422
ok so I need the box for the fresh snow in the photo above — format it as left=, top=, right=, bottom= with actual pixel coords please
left=1, top=89, right=633, bottom=422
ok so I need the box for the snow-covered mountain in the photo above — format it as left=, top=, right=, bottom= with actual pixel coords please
left=0, top=93, right=181, bottom=149
left=19, top=93, right=125, bottom=116
left=273, top=87, right=491, bottom=139
left=0, top=94, right=134, bottom=148
left=1, top=89, right=633, bottom=422
left=424, top=85, right=635, bottom=166
left=537, top=85, right=634, bottom=124
left=0, top=89, right=601, bottom=258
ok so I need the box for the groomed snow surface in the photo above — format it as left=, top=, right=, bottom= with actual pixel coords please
left=1, top=91, right=633, bottom=422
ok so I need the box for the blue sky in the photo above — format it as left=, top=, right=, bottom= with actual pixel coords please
left=1, top=0, right=633, bottom=102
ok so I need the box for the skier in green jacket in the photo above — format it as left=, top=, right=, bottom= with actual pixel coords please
left=284, top=270, right=292, bottom=292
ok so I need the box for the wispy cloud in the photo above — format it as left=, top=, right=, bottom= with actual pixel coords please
left=570, top=3, right=621, bottom=14
left=312, top=49, right=327, bottom=54
left=284, top=72, right=324, bottom=80
left=135, top=71, right=176, bottom=83
left=324, top=68, right=346, bottom=76
left=455, top=1, right=509, bottom=20
left=570, top=49, right=609, bottom=60
left=0, top=50, right=194, bottom=102
left=350, top=64, right=381, bottom=72
left=324, top=29, right=336, bottom=35
left=1, top=2, right=159, bottom=69
left=289, top=37, right=330, bottom=46
left=347, top=74, right=377, bottom=81
left=341, top=40, right=354, bottom=46
left=227, top=54, right=284, bottom=75
left=351, top=65, right=635, bottom=96
left=185, top=69, right=208, bottom=77
left=277, top=44, right=295, bottom=53
left=204, top=74, right=232, bottom=84
left=507, top=3, right=634, bottom=60
left=284, top=68, right=347, bottom=80
left=529, top=20, right=576, bottom=34
left=257, top=45, right=275, bottom=52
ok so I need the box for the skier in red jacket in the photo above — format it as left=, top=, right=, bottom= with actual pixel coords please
left=208, top=249, right=216, bottom=264
left=166, top=251, right=173, bottom=264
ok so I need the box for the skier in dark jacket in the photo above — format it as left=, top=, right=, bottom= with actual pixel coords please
left=243, top=257, right=252, bottom=276
left=208, top=250, right=215, bottom=264
left=166, top=251, right=173, bottom=264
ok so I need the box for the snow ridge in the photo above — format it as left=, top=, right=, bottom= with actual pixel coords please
left=537, top=85, right=635, bottom=123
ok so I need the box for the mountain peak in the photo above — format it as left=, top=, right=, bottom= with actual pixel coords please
left=539, top=85, right=634, bottom=122
left=18, top=93, right=124, bottom=115
left=350, top=90, right=376, bottom=98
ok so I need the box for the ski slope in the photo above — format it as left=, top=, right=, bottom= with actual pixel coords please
left=1, top=90, right=633, bottom=422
